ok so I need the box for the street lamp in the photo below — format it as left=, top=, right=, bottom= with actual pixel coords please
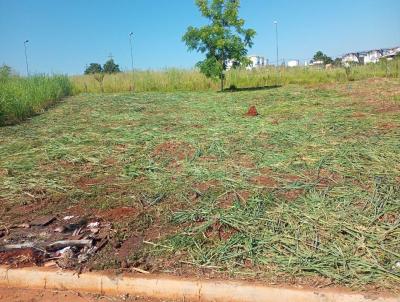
left=24, top=40, right=29, bottom=76
left=273, top=21, right=279, bottom=67
left=129, top=32, right=134, bottom=91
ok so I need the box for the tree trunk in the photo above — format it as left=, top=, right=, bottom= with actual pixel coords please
left=220, top=72, right=224, bottom=92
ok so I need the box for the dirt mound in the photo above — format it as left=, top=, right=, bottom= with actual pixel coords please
left=245, top=105, right=258, bottom=116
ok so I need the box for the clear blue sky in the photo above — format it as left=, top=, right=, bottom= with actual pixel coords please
left=1, top=0, right=399, bottom=75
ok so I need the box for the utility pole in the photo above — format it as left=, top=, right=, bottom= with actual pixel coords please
left=24, top=40, right=29, bottom=76
left=129, top=32, right=134, bottom=91
left=273, top=21, right=279, bottom=67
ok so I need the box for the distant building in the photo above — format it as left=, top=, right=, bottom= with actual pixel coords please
left=358, top=50, right=382, bottom=64
left=308, top=60, right=324, bottom=67
left=341, top=46, right=399, bottom=65
left=226, top=55, right=268, bottom=70
left=381, top=47, right=400, bottom=60
left=342, top=53, right=359, bottom=64
left=287, top=60, right=299, bottom=67
left=247, top=55, right=268, bottom=70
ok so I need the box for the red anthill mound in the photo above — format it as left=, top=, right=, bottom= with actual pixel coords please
left=246, top=105, right=258, bottom=116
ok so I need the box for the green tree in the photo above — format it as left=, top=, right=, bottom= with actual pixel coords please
left=313, top=51, right=333, bottom=65
left=84, top=63, right=103, bottom=75
left=182, top=0, right=256, bottom=91
left=103, top=59, right=120, bottom=74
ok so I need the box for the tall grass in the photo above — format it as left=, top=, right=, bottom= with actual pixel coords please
left=71, top=58, right=400, bottom=93
left=0, top=74, right=72, bottom=126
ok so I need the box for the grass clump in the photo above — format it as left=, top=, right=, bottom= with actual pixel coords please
left=0, top=72, right=72, bottom=125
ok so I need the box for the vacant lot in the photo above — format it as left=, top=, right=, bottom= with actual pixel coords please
left=0, top=78, right=399, bottom=290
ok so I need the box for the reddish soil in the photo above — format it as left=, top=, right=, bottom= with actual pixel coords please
left=153, top=140, right=195, bottom=161
left=237, top=155, right=256, bottom=169
left=95, top=207, right=138, bottom=220
left=0, top=287, right=174, bottom=302
left=377, top=122, right=398, bottom=130
left=280, top=174, right=301, bottom=183
left=204, top=220, right=237, bottom=241
left=117, top=235, right=144, bottom=261
left=245, top=105, right=258, bottom=116
left=0, top=248, right=44, bottom=267
left=193, top=180, right=220, bottom=194
left=298, top=169, right=343, bottom=189
left=199, top=155, right=218, bottom=162
left=281, top=189, right=304, bottom=201
left=351, top=112, right=367, bottom=118
left=251, top=175, right=277, bottom=187
left=217, top=190, right=250, bottom=208
left=375, top=103, right=400, bottom=113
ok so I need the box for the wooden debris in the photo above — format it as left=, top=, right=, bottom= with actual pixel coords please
left=46, top=240, right=93, bottom=252
left=30, top=216, right=56, bottom=227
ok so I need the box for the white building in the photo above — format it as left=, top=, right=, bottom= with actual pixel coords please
left=308, top=60, right=324, bottom=67
left=359, top=50, right=382, bottom=64
left=341, top=47, right=399, bottom=65
left=382, top=47, right=400, bottom=60
left=342, top=53, right=359, bottom=64
left=287, top=60, right=299, bottom=67
left=247, top=55, right=268, bottom=70
left=226, top=55, right=268, bottom=70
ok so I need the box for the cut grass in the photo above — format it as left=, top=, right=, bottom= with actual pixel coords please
left=0, top=78, right=399, bottom=289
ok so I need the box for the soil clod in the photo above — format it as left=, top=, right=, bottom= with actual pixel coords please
left=245, top=105, right=258, bottom=116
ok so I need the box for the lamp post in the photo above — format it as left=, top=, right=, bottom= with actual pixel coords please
left=24, top=40, right=29, bottom=76
left=273, top=21, right=279, bottom=67
left=129, top=32, right=134, bottom=91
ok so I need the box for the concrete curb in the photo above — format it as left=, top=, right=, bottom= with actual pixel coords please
left=0, top=266, right=398, bottom=302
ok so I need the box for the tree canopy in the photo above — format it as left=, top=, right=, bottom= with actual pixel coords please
left=103, top=59, right=121, bottom=74
left=84, top=63, right=103, bottom=75
left=84, top=59, right=121, bottom=75
left=182, top=0, right=256, bottom=91
left=313, top=51, right=333, bottom=65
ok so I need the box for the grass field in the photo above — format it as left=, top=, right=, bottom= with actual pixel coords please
left=0, top=78, right=399, bottom=290
left=0, top=74, right=72, bottom=126
left=71, top=59, right=400, bottom=94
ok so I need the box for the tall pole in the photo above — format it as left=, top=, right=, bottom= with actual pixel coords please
left=274, top=21, right=279, bottom=67
left=24, top=40, right=29, bottom=76
left=129, top=32, right=134, bottom=91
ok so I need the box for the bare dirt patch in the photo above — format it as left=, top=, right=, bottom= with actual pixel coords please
left=153, top=140, right=195, bottom=161
left=0, top=287, right=174, bottom=302
left=193, top=180, right=220, bottom=194
left=377, top=122, right=398, bottom=130
left=0, top=248, right=44, bottom=267
left=217, top=190, right=250, bottom=208
left=251, top=175, right=277, bottom=187
left=281, top=189, right=304, bottom=201
left=95, top=207, right=138, bottom=220
left=204, top=220, right=238, bottom=241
